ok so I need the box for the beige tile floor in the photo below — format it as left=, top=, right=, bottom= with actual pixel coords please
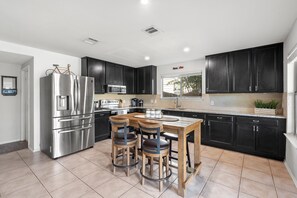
left=0, top=139, right=297, bottom=198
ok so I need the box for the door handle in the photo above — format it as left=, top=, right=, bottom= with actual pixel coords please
left=59, top=116, right=92, bottom=122
left=58, top=125, right=92, bottom=134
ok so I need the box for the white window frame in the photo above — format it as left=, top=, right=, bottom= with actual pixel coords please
left=161, top=72, right=203, bottom=99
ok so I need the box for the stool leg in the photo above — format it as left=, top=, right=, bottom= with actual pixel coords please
left=159, top=155, right=163, bottom=192
left=150, top=156, right=154, bottom=176
left=186, top=140, right=191, bottom=168
left=113, top=145, right=116, bottom=174
left=142, top=153, right=145, bottom=185
left=166, top=155, right=169, bottom=177
left=169, top=140, right=172, bottom=164
left=135, top=143, right=138, bottom=166
left=127, top=147, right=130, bottom=176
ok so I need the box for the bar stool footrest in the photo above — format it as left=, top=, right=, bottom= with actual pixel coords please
left=140, top=163, right=172, bottom=181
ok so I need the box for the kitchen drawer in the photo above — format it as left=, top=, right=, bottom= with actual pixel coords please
left=236, top=117, right=278, bottom=127
left=207, top=114, right=234, bottom=122
left=183, top=112, right=205, bottom=119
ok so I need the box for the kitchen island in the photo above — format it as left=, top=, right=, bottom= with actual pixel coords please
left=111, top=112, right=203, bottom=197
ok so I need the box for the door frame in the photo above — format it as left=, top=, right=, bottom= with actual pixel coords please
left=20, top=65, right=31, bottom=148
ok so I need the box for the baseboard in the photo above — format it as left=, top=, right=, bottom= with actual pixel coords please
left=0, top=139, right=22, bottom=145
left=284, top=160, right=297, bottom=187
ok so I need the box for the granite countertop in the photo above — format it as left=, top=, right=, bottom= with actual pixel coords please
left=95, top=106, right=286, bottom=119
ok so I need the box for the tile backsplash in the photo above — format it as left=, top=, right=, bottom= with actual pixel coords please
left=94, top=93, right=284, bottom=115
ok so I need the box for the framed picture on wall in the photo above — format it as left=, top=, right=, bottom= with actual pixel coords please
left=1, top=76, right=17, bottom=96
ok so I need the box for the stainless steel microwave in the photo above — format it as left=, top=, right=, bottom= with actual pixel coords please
left=105, top=85, right=126, bottom=94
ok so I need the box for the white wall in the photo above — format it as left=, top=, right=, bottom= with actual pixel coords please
left=284, top=18, right=297, bottom=185
left=0, top=62, right=21, bottom=144
left=0, top=40, right=81, bottom=151
left=157, top=58, right=206, bottom=95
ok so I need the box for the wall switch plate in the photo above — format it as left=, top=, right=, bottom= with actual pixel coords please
left=210, top=100, right=215, bottom=106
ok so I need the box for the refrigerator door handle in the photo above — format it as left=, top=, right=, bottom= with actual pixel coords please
left=58, top=125, right=92, bottom=134
left=58, top=116, right=92, bottom=122
left=76, top=78, right=80, bottom=113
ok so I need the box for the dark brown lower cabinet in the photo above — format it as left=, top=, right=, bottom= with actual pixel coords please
left=235, top=117, right=286, bottom=160
left=207, top=115, right=234, bottom=148
left=255, top=125, right=279, bottom=156
left=159, top=110, right=286, bottom=160
left=236, top=122, right=255, bottom=152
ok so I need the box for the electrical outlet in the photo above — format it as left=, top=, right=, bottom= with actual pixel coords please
left=210, top=100, right=215, bottom=106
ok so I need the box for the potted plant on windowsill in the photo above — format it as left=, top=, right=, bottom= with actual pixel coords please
left=254, top=100, right=281, bottom=115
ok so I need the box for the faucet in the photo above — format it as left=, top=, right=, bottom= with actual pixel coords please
left=174, top=97, right=181, bottom=108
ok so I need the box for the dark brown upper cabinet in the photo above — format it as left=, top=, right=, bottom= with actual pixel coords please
left=136, top=65, right=157, bottom=94
left=105, top=62, right=124, bottom=85
left=206, top=53, right=230, bottom=93
left=253, top=44, right=283, bottom=93
left=206, top=43, right=283, bottom=94
left=123, top=66, right=136, bottom=94
left=230, top=49, right=253, bottom=93
left=81, top=57, right=106, bottom=94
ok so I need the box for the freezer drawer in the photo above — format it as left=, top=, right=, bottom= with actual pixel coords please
left=51, top=125, right=94, bottom=158
left=53, top=114, right=94, bottom=130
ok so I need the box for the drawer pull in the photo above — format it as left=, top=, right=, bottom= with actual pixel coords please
left=217, top=116, right=223, bottom=120
left=253, top=120, right=259, bottom=123
left=193, top=115, right=198, bottom=118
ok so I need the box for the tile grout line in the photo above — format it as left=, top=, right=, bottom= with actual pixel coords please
left=75, top=149, right=142, bottom=197
left=197, top=148, right=224, bottom=197
left=56, top=155, right=105, bottom=197
left=16, top=151, right=53, bottom=198
left=269, top=160, right=279, bottom=198
left=81, top=147, right=169, bottom=197
left=237, top=154, right=245, bottom=198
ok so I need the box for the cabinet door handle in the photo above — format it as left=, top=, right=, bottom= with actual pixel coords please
left=253, top=120, right=259, bottom=123
left=203, top=120, right=206, bottom=125
left=253, top=125, right=255, bottom=132
left=256, top=126, right=259, bottom=132
left=249, top=86, right=252, bottom=92
left=255, top=85, right=258, bottom=92
left=217, top=116, right=223, bottom=120
left=193, top=114, right=198, bottom=118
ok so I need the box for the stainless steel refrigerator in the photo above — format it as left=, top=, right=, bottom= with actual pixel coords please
left=40, top=73, right=95, bottom=159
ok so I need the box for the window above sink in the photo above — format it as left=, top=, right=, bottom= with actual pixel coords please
left=161, top=72, right=202, bottom=99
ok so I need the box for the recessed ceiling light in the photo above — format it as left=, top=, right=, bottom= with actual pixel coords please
left=83, top=38, right=98, bottom=45
left=183, top=47, right=190, bottom=52
left=140, top=0, right=149, bottom=5
left=144, top=56, right=150, bottom=61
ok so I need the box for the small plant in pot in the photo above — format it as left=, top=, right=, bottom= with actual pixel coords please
left=254, top=100, right=281, bottom=115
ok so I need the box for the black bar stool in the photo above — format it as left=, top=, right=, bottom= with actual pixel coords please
left=110, top=117, right=138, bottom=176
left=162, top=132, right=191, bottom=168
left=139, top=120, right=172, bottom=192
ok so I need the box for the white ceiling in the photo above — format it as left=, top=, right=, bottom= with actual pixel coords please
left=0, top=0, right=296, bottom=67
left=0, top=51, right=33, bottom=65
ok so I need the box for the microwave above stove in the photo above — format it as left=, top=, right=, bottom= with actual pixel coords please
left=105, top=85, right=126, bottom=94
